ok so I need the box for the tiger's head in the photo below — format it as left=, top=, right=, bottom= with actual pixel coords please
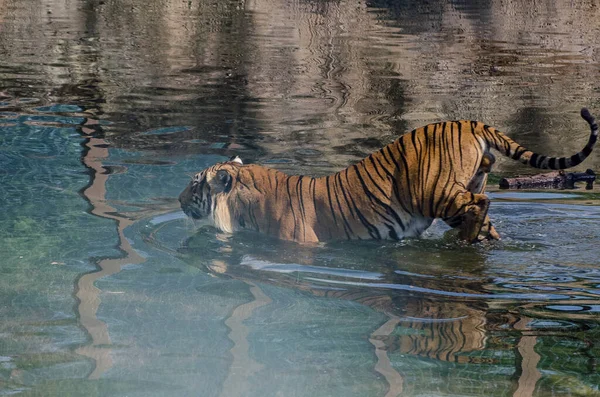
left=178, top=156, right=243, bottom=231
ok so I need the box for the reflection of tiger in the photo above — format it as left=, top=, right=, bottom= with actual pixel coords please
left=179, top=108, right=597, bottom=243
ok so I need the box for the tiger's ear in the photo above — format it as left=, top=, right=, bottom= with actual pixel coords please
left=229, top=155, right=243, bottom=165
left=214, top=169, right=233, bottom=193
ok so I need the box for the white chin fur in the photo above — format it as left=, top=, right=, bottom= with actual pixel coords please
left=211, top=196, right=234, bottom=233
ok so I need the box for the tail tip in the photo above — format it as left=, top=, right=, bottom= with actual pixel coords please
left=580, top=108, right=595, bottom=125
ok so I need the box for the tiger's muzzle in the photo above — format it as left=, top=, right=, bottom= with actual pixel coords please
left=178, top=181, right=209, bottom=220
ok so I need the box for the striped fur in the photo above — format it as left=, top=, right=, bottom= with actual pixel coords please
left=179, top=108, right=597, bottom=243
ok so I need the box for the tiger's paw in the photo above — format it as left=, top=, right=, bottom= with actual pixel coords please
left=487, top=225, right=501, bottom=240
left=476, top=224, right=501, bottom=242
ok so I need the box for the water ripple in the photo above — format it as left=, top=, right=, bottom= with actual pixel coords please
left=304, top=277, right=567, bottom=301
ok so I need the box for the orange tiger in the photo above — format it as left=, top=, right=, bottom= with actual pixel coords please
left=179, top=108, right=597, bottom=243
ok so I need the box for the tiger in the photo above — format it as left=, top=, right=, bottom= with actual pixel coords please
left=179, top=108, right=598, bottom=243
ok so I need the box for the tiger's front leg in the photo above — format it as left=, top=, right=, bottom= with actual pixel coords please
left=443, top=192, right=500, bottom=243
left=478, top=215, right=501, bottom=241
left=452, top=152, right=500, bottom=242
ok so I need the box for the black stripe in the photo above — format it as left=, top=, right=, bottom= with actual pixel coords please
left=416, top=126, right=429, bottom=214
left=457, top=122, right=464, bottom=168
left=362, top=159, right=407, bottom=230
left=335, top=172, right=357, bottom=235
left=248, top=202, right=259, bottom=230
left=342, top=170, right=381, bottom=239
left=504, top=136, right=511, bottom=155
left=393, top=139, right=415, bottom=217
left=374, top=157, right=393, bottom=179
left=427, top=123, right=444, bottom=217
left=379, top=145, right=394, bottom=166
left=352, top=165, right=406, bottom=230
left=196, top=178, right=206, bottom=194
left=432, top=127, right=451, bottom=216
left=384, top=144, right=401, bottom=169
left=296, top=176, right=307, bottom=241
left=274, top=174, right=280, bottom=202
left=367, top=154, right=386, bottom=181
left=296, top=176, right=306, bottom=219
left=376, top=159, right=410, bottom=220
left=559, top=157, right=567, bottom=169
left=249, top=172, right=264, bottom=194
left=358, top=211, right=381, bottom=239
left=361, top=161, right=392, bottom=201
left=310, top=177, right=317, bottom=213
left=286, top=178, right=298, bottom=240
left=237, top=179, right=252, bottom=190
left=512, top=146, right=526, bottom=160
left=411, top=129, right=418, bottom=154
left=325, top=176, right=339, bottom=226
left=443, top=190, right=469, bottom=219
left=449, top=122, right=457, bottom=161
left=332, top=175, right=353, bottom=239
left=448, top=201, right=471, bottom=219
left=470, top=121, right=479, bottom=140
left=442, top=190, right=462, bottom=219
left=529, top=153, right=539, bottom=167
left=537, top=155, right=547, bottom=168
left=494, top=127, right=510, bottom=155
left=570, top=153, right=582, bottom=166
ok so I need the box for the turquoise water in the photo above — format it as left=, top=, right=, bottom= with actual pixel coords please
left=2, top=105, right=599, bottom=396
left=2, top=0, right=600, bottom=396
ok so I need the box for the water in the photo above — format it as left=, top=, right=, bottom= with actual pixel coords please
left=1, top=0, right=600, bottom=396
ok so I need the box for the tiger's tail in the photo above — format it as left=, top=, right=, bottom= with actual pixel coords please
left=481, top=108, right=598, bottom=169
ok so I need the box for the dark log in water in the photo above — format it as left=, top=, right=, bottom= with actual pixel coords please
left=499, top=169, right=596, bottom=190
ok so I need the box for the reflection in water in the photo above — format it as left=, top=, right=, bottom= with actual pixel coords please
left=74, top=116, right=277, bottom=388
left=513, top=317, right=542, bottom=397
left=220, top=282, right=272, bottom=397
left=2, top=0, right=599, bottom=174
left=395, top=300, right=487, bottom=363
left=369, top=315, right=403, bottom=397
left=2, top=0, right=600, bottom=395
left=177, top=226, right=600, bottom=396
left=75, top=117, right=145, bottom=379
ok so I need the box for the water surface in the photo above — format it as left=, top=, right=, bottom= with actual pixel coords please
left=1, top=0, right=600, bottom=396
